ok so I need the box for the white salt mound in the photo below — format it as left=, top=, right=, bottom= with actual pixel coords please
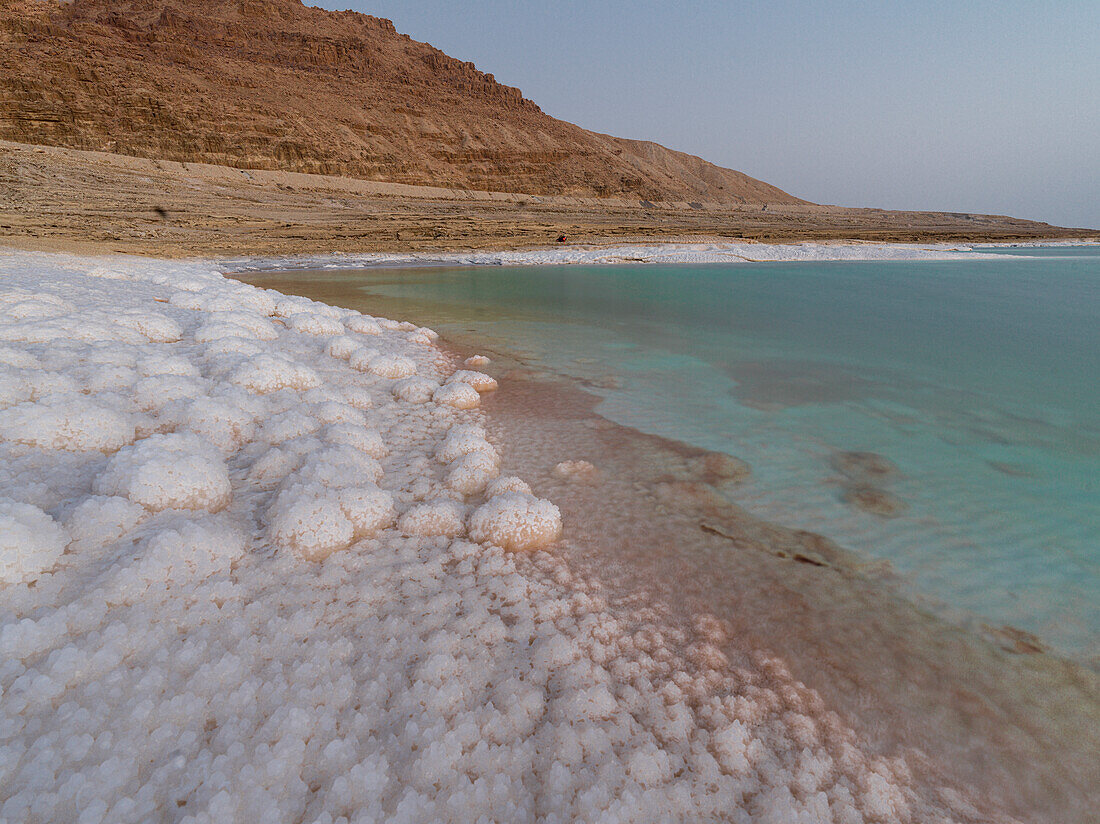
left=112, top=310, right=183, bottom=343
left=436, top=424, right=495, bottom=464
left=295, top=444, right=384, bottom=487
left=392, top=376, right=438, bottom=403
left=365, top=354, right=417, bottom=379
left=0, top=499, right=68, bottom=583
left=0, top=397, right=134, bottom=452
left=268, top=485, right=355, bottom=561
left=183, top=395, right=258, bottom=453
left=345, top=314, right=383, bottom=335
left=347, top=347, right=380, bottom=372
left=464, top=354, right=491, bottom=368
left=398, top=499, right=467, bottom=537
left=286, top=312, right=346, bottom=336
left=468, top=491, right=562, bottom=552
left=433, top=381, right=480, bottom=409
left=325, top=335, right=361, bottom=360
left=445, top=450, right=501, bottom=496
left=405, top=326, right=439, bottom=345
left=229, top=354, right=320, bottom=394
left=485, top=475, right=533, bottom=497
left=323, top=423, right=387, bottom=457
left=447, top=369, right=498, bottom=393
left=554, top=459, right=599, bottom=483
left=195, top=318, right=277, bottom=343
left=338, top=484, right=396, bottom=536
left=62, top=495, right=146, bottom=551
left=94, top=433, right=232, bottom=512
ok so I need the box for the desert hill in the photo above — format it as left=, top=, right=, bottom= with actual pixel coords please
left=0, top=0, right=803, bottom=204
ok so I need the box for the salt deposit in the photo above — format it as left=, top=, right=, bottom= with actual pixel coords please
left=447, top=369, right=499, bottom=393
left=486, top=475, right=533, bottom=497
left=433, top=381, right=481, bottom=409
left=468, top=491, right=562, bottom=552
left=0, top=499, right=68, bottom=583
left=0, top=250, right=998, bottom=822
left=554, top=459, right=599, bottom=484
left=232, top=240, right=1020, bottom=274
left=392, top=375, right=439, bottom=403
left=94, top=433, right=232, bottom=512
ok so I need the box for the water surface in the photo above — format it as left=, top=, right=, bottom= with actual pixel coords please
left=245, top=251, right=1100, bottom=664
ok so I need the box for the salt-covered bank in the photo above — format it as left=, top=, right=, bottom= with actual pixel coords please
left=0, top=251, right=1012, bottom=823
left=227, top=238, right=1099, bottom=274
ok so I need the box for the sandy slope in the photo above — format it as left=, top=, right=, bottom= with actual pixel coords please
left=0, top=0, right=800, bottom=205
left=2, top=141, right=1093, bottom=258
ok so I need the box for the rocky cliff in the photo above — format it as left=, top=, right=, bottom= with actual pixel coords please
left=0, top=0, right=804, bottom=203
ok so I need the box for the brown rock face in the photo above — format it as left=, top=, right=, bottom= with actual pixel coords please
left=0, top=0, right=805, bottom=203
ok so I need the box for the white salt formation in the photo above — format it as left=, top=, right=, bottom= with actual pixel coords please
left=94, top=433, right=232, bottom=512
left=0, top=499, right=68, bottom=583
left=231, top=240, right=1020, bottom=274
left=432, top=381, right=481, bottom=409
left=446, top=369, right=499, bottom=393
left=554, top=459, right=599, bottom=484
left=468, top=492, right=561, bottom=552
left=0, top=251, right=986, bottom=823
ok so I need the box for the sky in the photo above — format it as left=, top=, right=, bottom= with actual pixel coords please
left=312, top=0, right=1099, bottom=228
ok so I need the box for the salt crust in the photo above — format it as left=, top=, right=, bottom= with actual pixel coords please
left=554, top=460, right=599, bottom=484
left=94, top=433, right=232, bottom=513
left=392, top=375, right=439, bottom=403
left=324, top=335, right=360, bottom=360
left=433, top=381, right=481, bottom=409
left=447, top=369, right=499, bottom=393
left=237, top=240, right=1034, bottom=273
left=0, top=396, right=135, bottom=452
left=364, top=354, right=417, bottom=380
left=229, top=354, right=320, bottom=394
left=286, top=312, right=346, bottom=337
left=0, top=499, right=68, bottom=583
left=486, top=475, right=533, bottom=497
left=344, top=315, right=383, bottom=336
left=468, top=492, right=562, bottom=552
left=397, top=499, right=467, bottom=537
left=0, top=251, right=967, bottom=823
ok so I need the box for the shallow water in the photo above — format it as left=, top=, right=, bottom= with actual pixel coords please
left=244, top=251, right=1100, bottom=665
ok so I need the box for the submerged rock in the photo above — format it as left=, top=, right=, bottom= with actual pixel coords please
left=691, top=451, right=752, bottom=484
left=841, top=484, right=908, bottom=518
left=830, top=450, right=899, bottom=481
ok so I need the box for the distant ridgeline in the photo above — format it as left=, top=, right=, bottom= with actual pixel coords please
left=0, top=0, right=804, bottom=203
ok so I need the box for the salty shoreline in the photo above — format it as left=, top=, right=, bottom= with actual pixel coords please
left=1, top=248, right=1097, bottom=822
left=225, top=239, right=1056, bottom=271
left=239, top=255, right=1100, bottom=822
left=227, top=239, right=1073, bottom=271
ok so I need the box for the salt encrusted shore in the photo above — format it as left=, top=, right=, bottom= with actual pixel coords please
left=228, top=239, right=1098, bottom=274
left=0, top=251, right=1013, bottom=823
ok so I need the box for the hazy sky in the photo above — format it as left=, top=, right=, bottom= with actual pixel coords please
left=313, top=1, right=1099, bottom=228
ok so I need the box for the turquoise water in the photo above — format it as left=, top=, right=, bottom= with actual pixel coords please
left=257, top=252, right=1100, bottom=663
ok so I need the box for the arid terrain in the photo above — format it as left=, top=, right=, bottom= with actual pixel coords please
left=0, top=0, right=800, bottom=204
left=3, top=141, right=1093, bottom=257
left=1, top=0, right=1095, bottom=255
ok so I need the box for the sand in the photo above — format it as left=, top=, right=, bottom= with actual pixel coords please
left=3, top=141, right=1095, bottom=260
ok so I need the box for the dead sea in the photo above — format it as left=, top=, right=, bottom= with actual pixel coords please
left=238, top=256, right=1100, bottom=822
